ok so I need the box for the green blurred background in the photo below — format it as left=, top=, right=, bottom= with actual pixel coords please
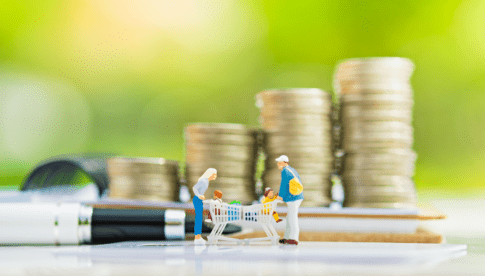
left=1, top=0, right=484, bottom=197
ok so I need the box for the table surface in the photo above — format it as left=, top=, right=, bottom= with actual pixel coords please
left=1, top=194, right=484, bottom=275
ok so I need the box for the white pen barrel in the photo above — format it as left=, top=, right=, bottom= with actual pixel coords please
left=0, top=203, right=92, bottom=245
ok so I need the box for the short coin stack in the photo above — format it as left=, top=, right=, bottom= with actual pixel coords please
left=107, top=157, right=180, bottom=202
left=334, top=57, right=417, bottom=208
left=256, top=88, right=334, bottom=207
left=184, top=123, right=258, bottom=204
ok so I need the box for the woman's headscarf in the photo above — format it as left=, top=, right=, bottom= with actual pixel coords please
left=198, top=168, right=217, bottom=181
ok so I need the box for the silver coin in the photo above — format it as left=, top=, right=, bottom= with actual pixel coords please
left=264, top=140, right=333, bottom=150
left=342, top=163, right=415, bottom=176
left=185, top=150, right=255, bottom=163
left=185, top=133, right=256, bottom=146
left=345, top=181, right=416, bottom=191
left=341, top=103, right=413, bottom=114
left=265, top=151, right=334, bottom=162
left=260, top=118, right=333, bottom=127
left=344, top=194, right=417, bottom=204
left=341, top=105, right=412, bottom=115
left=186, top=168, right=254, bottom=180
left=342, top=167, right=415, bottom=177
left=343, top=147, right=415, bottom=155
left=185, top=123, right=254, bottom=135
left=259, top=112, right=332, bottom=122
left=344, top=188, right=417, bottom=199
left=343, top=202, right=416, bottom=208
left=341, top=141, right=414, bottom=151
left=335, top=57, right=414, bottom=77
left=265, top=144, right=333, bottom=154
left=262, top=171, right=330, bottom=184
left=186, top=176, right=254, bottom=186
left=337, top=83, right=413, bottom=95
left=259, top=95, right=332, bottom=105
left=185, top=143, right=254, bottom=153
left=186, top=162, right=254, bottom=174
left=256, top=88, right=331, bottom=104
left=262, top=175, right=332, bottom=187
left=263, top=162, right=334, bottom=174
left=259, top=102, right=332, bottom=114
left=108, top=156, right=179, bottom=166
left=341, top=134, right=413, bottom=145
left=340, top=93, right=413, bottom=105
left=342, top=120, right=412, bottom=130
left=107, top=165, right=178, bottom=175
left=344, top=151, right=417, bottom=163
left=341, top=174, right=413, bottom=183
left=259, top=105, right=332, bottom=116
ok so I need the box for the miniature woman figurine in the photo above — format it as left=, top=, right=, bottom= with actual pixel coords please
left=192, top=168, right=217, bottom=245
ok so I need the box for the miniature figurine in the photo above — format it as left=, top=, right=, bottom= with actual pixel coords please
left=192, top=168, right=217, bottom=245
left=275, top=155, right=304, bottom=245
left=262, top=188, right=283, bottom=223
left=205, top=190, right=223, bottom=223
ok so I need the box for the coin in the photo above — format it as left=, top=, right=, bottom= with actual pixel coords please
left=335, top=57, right=417, bottom=208
left=257, top=88, right=335, bottom=205
left=340, top=108, right=412, bottom=122
left=186, top=150, right=255, bottom=163
left=186, top=162, right=255, bottom=177
left=344, top=152, right=416, bottom=164
left=185, top=132, right=256, bottom=146
left=341, top=93, right=413, bottom=105
left=185, top=123, right=254, bottom=135
left=256, top=88, right=331, bottom=103
left=258, top=113, right=332, bottom=122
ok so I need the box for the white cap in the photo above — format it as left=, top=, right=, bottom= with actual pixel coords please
left=275, top=155, right=289, bottom=162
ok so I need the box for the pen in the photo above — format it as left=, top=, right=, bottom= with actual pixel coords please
left=0, top=203, right=241, bottom=245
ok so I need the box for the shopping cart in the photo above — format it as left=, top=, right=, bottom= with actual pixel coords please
left=203, top=200, right=244, bottom=245
left=241, top=200, right=281, bottom=245
left=203, top=199, right=281, bottom=245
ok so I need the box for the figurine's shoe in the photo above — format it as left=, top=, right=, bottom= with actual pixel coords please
left=286, top=239, right=298, bottom=245
left=194, top=238, right=207, bottom=245
left=279, top=239, right=287, bottom=244
left=276, top=219, right=283, bottom=223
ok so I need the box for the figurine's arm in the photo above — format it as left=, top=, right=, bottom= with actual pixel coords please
left=192, top=179, right=206, bottom=200
left=278, top=170, right=290, bottom=200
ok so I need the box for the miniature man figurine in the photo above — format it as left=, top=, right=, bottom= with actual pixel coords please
left=262, top=188, right=283, bottom=223
left=205, top=190, right=223, bottom=223
left=275, top=155, right=304, bottom=245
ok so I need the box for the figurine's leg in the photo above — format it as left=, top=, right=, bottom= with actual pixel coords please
left=287, top=199, right=302, bottom=241
left=273, top=211, right=280, bottom=221
left=283, top=203, right=291, bottom=240
left=193, top=197, right=203, bottom=237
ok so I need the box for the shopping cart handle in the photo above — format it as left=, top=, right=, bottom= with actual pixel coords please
left=202, top=200, right=229, bottom=206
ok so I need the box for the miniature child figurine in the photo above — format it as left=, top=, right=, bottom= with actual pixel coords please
left=262, top=188, right=283, bottom=223
left=205, top=190, right=223, bottom=223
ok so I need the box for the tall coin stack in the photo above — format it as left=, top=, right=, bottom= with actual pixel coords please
left=256, top=88, right=334, bottom=207
left=334, top=57, right=417, bottom=208
left=184, top=123, right=258, bottom=204
left=107, top=157, right=180, bottom=202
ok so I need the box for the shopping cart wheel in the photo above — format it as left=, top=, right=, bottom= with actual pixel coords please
left=271, top=237, right=279, bottom=245
left=207, top=237, right=215, bottom=245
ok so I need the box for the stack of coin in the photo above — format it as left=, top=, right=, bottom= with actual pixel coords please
left=184, top=123, right=258, bottom=204
left=107, top=157, right=180, bottom=202
left=334, top=57, right=417, bottom=208
left=256, top=88, right=334, bottom=207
